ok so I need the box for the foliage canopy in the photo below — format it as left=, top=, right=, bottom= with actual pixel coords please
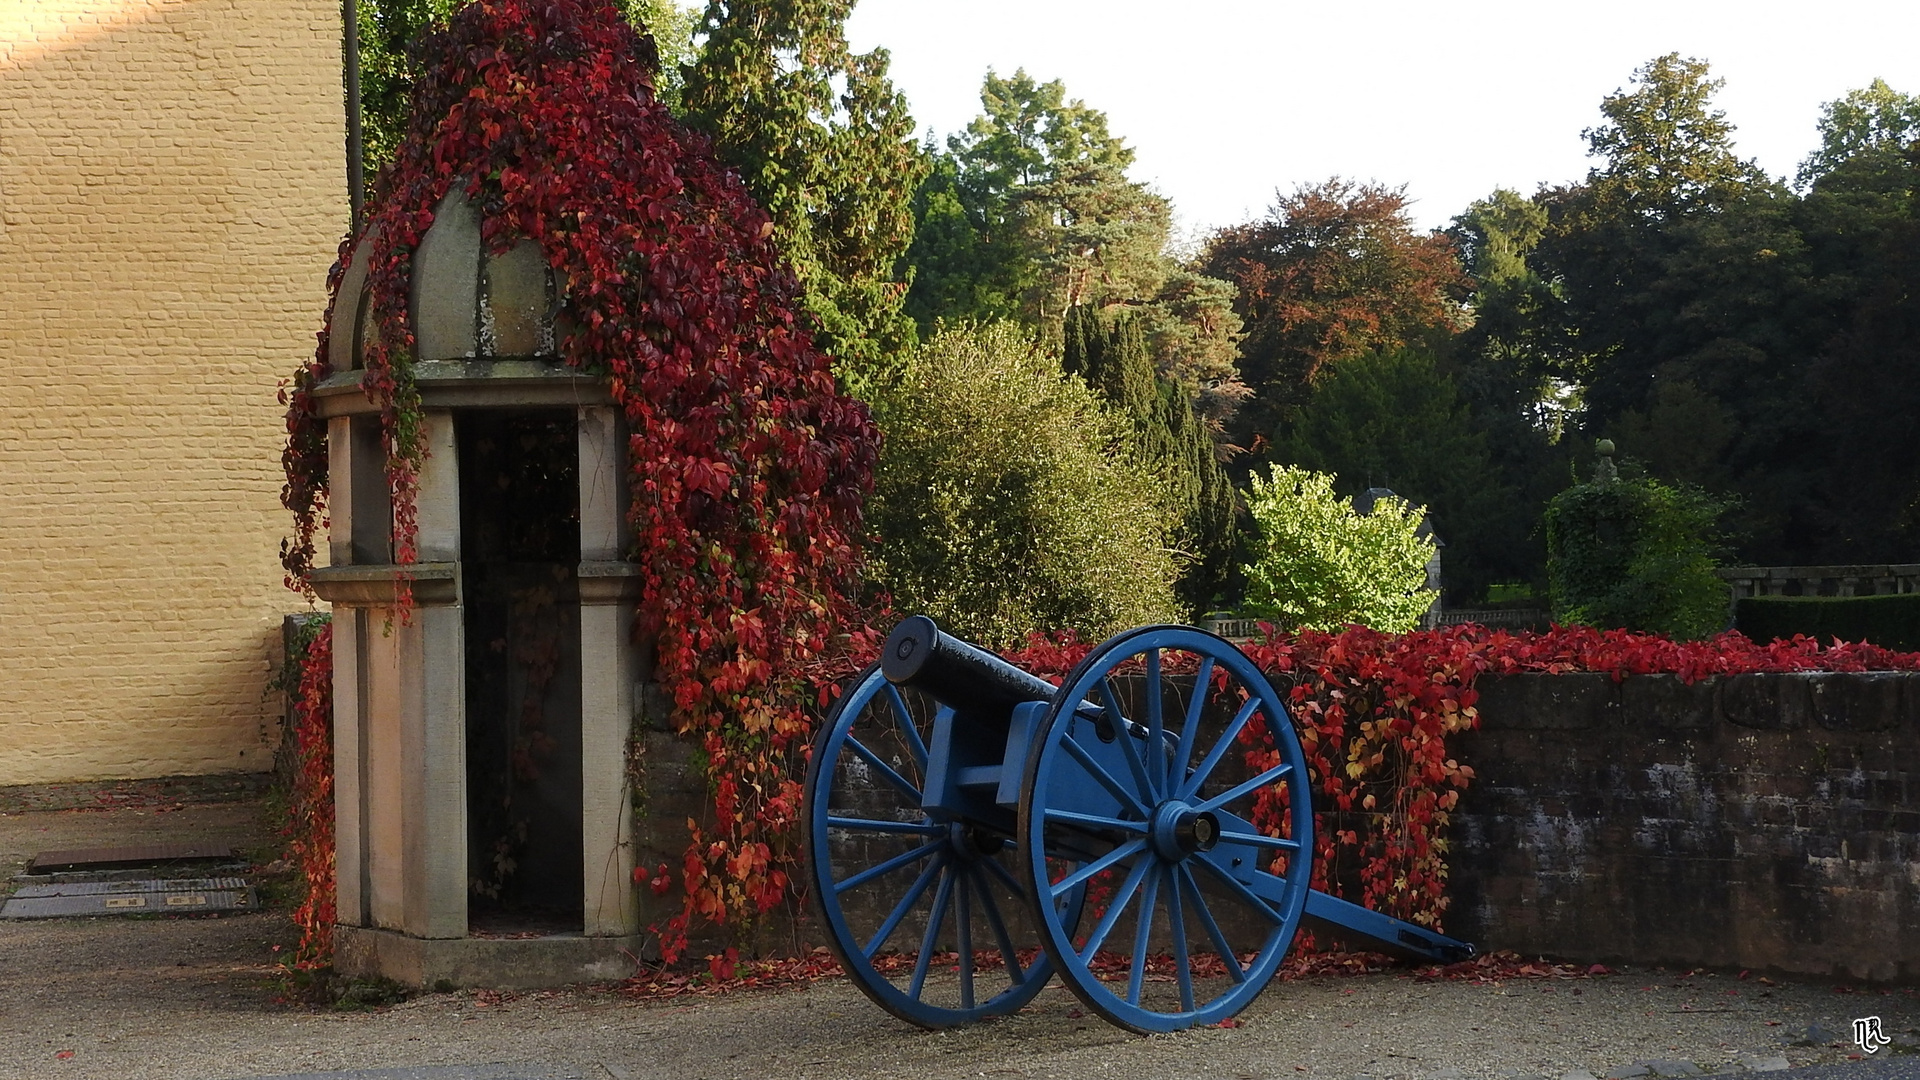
left=681, top=0, right=927, bottom=395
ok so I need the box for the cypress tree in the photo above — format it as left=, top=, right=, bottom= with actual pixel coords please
left=1063, top=305, right=1238, bottom=615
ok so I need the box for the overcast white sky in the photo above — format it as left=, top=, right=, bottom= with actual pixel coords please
left=843, top=0, right=1920, bottom=234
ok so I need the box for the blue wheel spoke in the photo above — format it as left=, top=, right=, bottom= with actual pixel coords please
left=1192, top=852, right=1283, bottom=925
left=844, top=735, right=922, bottom=802
left=1178, top=863, right=1248, bottom=984
left=1049, top=838, right=1145, bottom=899
left=1143, top=648, right=1165, bottom=794
left=955, top=870, right=974, bottom=1010
left=907, top=868, right=956, bottom=1000
left=1061, top=733, right=1149, bottom=818
left=827, top=816, right=941, bottom=836
left=1165, top=865, right=1194, bottom=1011
left=883, top=684, right=929, bottom=773
left=1218, top=829, right=1300, bottom=851
left=1044, top=808, right=1147, bottom=834
left=1195, top=762, right=1293, bottom=814
left=836, top=839, right=943, bottom=895
left=1174, top=656, right=1214, bottom=785
left=1077, top=854, right=1155, bottom=960
left=980, top=853, right=1029, bottom=902
left=862, top=853, right=946, bottom=958
left=1180, top=697, right=1260, bottom=801
left=1101, top=679, right=1158, bottom=803
left=969, top=867, right=1026, bottom=986
left=1126, top=869, right=1161, bottom=1006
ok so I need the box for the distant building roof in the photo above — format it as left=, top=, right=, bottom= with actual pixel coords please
left=1352, top=487, right=1442, bottom=546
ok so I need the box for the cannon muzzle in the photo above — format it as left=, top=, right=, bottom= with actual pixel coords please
left=881, top=615, right=1058, bottom=716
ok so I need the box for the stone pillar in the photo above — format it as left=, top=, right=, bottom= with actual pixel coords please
left=401, top=412, right=467, bottom=939
left=315, top=410, right=467, bottom=941
left=577, top=405, right=640, bottom=937
left=332, top=607, right=368, bottom=927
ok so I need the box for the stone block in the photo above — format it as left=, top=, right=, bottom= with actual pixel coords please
left=328, top=236, right=371, bottom=372
left=1475, top=673, right=1618, bottom=730
left=1808, top=671, right=1905, bottom=732
left=334, top=925, right=647, bottom=990
left=1721, top=674, right=1811, bottom=731
left=1621, top=676, right=1718, bottom=731
left=412, top=186, right=480, bottom=361
left=482, top=240, right=552, bottom=357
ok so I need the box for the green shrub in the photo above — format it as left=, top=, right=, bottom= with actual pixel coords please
left=1240, top=465, right=1436, bottom=633
left=1544, top=474, right=1728, bottom=640
left=867, top=323, right=1182, bottom=648
left=1736, top=593, right=1920, bottom=651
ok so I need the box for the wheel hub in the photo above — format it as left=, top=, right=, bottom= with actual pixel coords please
left=1149, top=800, right=1220, bottom=861
left=948, top=820, right=1005, bottom=860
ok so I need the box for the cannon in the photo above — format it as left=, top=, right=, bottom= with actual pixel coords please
left=805, top=617, right=1475, bottom=1033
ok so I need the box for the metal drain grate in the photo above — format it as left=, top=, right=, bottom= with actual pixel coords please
left=26, top=844, right=239, bottom=874
left=1, top=877, right=256, bottom=918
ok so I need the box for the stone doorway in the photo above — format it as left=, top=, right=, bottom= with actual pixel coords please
left=458, top=409, right=584, bottom=935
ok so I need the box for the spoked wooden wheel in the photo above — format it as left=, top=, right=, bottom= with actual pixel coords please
left=805, top=664, right=1082, bottom=1028
left=1017, top=626, right=1313, bottom=1032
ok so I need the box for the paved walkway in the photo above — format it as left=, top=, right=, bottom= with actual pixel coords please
left=2, top=790, right=1915, bottom=1080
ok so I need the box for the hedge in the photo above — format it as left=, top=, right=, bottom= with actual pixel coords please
left=1736, top=593, right=1920, bottom=651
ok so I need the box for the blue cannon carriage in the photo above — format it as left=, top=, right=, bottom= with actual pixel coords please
left=805, top=616, right=1475, bottom=1033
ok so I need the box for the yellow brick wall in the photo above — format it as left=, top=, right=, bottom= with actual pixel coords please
left=0, top=0, right=345, bottom=784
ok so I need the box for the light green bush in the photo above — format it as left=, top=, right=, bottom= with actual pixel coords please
left=867, top=323, right=1183, bottom=647
left=1240, top=465, right=1436, bottom=633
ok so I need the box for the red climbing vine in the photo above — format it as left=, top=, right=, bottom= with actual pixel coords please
left=991, top=622, right=1920, bottom=938
left=284, top=619, right=336, bottom=968
left=1231, top=622, right=1920, bottom=934
left=280, top=0, right=875, bottom=961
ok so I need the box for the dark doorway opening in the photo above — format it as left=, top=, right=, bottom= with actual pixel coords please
left=459, top=409, right=583, bottom=935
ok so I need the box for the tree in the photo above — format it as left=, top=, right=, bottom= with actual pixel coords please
left=1200, top=179, right=1466, bottom=449
left=1269, top=348, right=1511, bottom=604
left=680, top=0, right=926, bottom=395
left=1240, top=466, right=1436, bottom=633
left=866, top=323, right=1182, bottom=648
left=904, top=71, right=1247, bottom=422
left=1800, top=135, right=1920, bottom=560
left=1532, top=54, right=1790, bottom=423
left=1580, top=53, right=1763, bottom=215
left=1796, top=78, right=1920, bottom=188
left=1438, top=190, right=1581, bottom=595
left=1064, top=306, right=1237, bottom=614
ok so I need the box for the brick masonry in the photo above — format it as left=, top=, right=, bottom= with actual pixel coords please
left=0, top=1, right=344, bottom=784
left=1449, top=671, right=1920, bottom=980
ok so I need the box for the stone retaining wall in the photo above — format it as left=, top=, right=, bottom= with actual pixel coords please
left=1449, top=671, right=1920, bottom=981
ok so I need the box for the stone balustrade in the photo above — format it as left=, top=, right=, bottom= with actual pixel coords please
left=1719, top=564, right=1920, bottom=599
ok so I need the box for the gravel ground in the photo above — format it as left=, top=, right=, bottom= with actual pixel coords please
left=2, top=793, right=1915, bottom=1080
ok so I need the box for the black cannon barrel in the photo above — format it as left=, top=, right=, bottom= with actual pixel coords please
left=881, top=615, right=1059, bottom=714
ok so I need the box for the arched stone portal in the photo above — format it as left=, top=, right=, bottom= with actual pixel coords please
left=310, top=187, right=646, bottom=987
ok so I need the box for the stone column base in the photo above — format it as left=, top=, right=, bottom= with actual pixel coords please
left=334, top=925, right=650, bottom=990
